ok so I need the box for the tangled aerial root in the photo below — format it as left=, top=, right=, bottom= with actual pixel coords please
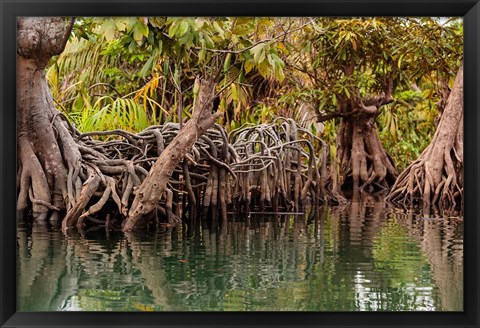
left=58, top=122, right=237, bottom=229
left=385, top=149, right=463, bottom=211
left=229, top=117, right=328, bottom=212
left=19, top=115, right=330, bottom=231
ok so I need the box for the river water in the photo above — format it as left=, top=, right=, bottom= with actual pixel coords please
left=17, top=203, right=463, bottom=311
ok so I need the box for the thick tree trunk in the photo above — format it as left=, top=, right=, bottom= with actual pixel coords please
left=17, top=17, right=79, bottom=223
left=334, top=100, right=398, bottom=202
left=122, top=78, right=221, bottom=231
left=386, top=63, right=463, bottom=210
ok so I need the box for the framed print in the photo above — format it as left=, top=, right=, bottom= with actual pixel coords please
left=1, top=0, right=479, bottom=327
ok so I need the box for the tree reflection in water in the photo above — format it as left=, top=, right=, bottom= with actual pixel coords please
left=17, top=203, right=463, bottom=311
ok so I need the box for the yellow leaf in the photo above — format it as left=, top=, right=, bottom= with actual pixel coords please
left=351, top=39, right=357, bottom=51
left=257, top=60, right=269, bottom=78
left=231, top=84, right=238, bottom=101
left=276, top=42, right=289, bottom=54
left=244, top=59, right=254, bottom=74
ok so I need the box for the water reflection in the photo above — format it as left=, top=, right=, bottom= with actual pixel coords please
left=17, top=203, right=463, bottom=311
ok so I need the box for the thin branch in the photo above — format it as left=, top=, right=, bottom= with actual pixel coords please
left=61, top=17, right=76, bottom=50
left=195, top=19, right=315, bottom=55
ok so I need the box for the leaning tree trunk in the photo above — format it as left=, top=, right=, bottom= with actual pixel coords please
left=386, top=63, right=463, bottom=210
left=17, top=17, right=78, bottom=223
left=122, top=78, right=221, bottom=231
left=333, top=99, right=398, bottom=202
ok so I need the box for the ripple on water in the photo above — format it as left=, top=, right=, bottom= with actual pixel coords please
left=17, top=205, right=463, bottom=311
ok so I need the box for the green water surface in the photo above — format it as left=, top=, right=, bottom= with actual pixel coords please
left=17, top=203, right=463, bottom=311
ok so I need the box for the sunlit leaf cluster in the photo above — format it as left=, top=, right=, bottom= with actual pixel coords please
left=49, top=16, right=462, bottom=166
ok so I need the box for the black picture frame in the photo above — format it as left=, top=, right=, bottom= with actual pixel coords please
left=1, top=1, right=479, bottom=327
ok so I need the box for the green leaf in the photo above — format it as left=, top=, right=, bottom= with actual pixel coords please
left=198, top=39, right=206, bottom=63
left=133, top=22, right=149, bottom=43
left=212, top=21, right=225, bottom=39
left=114, top=19, right=127, bottom=32
left=257, top=59, right=269, bottom=78
left=147, top=30, right=154, bottom=44
left=139, top=57, right=154, bottom=78
left=224, top=53, right=232, bottom=72
left=125, top=18, right=137, bottom=31
left=163, top=59, right=169, bottom=75
left=274, top=64, right=285, bottom=82
left=103, top=67, right=122, bottom=77
left=157, top=40, right=163, bottom=54
left=257, top=18, right=274, bottom=35
left=194, top=18, right=206, bottom=30
left=267, top=53, right=275, bottom=68
left=128, top=40, right=137, bottom=53
left=235, top=17, right=251, bottom=25
left=193, top=79, right=200, bottom=95
left=177, top=20, right=189, bottom=37
left=244, top=59, right=254, bottom=74
left=149, top=17, right=164, bottom=28
left=101, top=20, right=116, bottom=42
left=178, top=34, right=189, bottom=45
left=231, top=84, right=238, bottom=101
left=232, top=20, right=252, bottom=36
left=166, top=17, right=176, bottom=25
left=250, top=44, right=266, bottom=64
left=270, top=53, right=284, bottom=67
left=168, top=21, right=180, bottom=38
left=203, top=34, right=214, bottom=48
left=332, top=94, right=337, bottom=106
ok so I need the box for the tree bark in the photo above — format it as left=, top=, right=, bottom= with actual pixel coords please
left=17, top=17, right=79, bottom=223
left=122, top=78, right=221, bottom=231
left=333, top=99, right=398, bottom=202
left=386, top=63, right=463, bottom=209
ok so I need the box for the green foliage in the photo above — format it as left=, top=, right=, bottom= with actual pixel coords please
left=80, top=97, right=151, bottom=132
left=378, top=89, right=437, bottom=170
left=274, top=17, right=461, bottom=167
left=48, top=17, right=463, bottom=170
left=50, top=17, right=291, bottom=133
